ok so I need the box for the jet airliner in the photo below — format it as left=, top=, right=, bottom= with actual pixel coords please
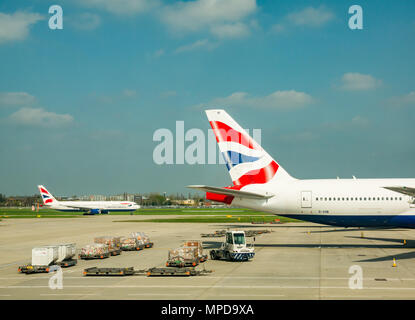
left=38, top=185, right=140, bottom=214
left=189, top=110, right=415, bottom=228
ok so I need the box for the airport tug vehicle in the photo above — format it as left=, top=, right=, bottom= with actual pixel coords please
left=209, top=231, right=255, bottom=261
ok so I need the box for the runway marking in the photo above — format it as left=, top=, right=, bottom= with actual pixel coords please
left=218, top=294, right=285, bottom=297
left=2, top=276, right=415, bottom=281
left=128, top=293, right=192, bottom=296
left=39, top=293, right=99, bottom=296
left=2, top=285, right=415, bottom=290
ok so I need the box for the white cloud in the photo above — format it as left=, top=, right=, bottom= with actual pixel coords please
left=0, top=11, right=43, bottom=44
left=68, top=13, right=101, bottom=30
left=161, top=90, right=177, bottom=98
left=153, top=48, right=165, bottom=58
left=271, top=6, right=334, bottom=34
left=210, top=22, right=251, bottom=39
left=287, top=6, right=334, bottom=27
left=198, top=90, right=313, bottom=110
left=340, top=73, right=382, bottom=91
left=388, top=91, right=415, bottom=108
left=78, top=0, right=158, bottom=15
left=160, top=0, right=257, bottom=38
left=9, top=107, right=74, bottom=128
left=0, top=92, right=35, bottom=106
left=122, top=89, right=137, bottom=97
left=174, top=39, right=217, bottom=53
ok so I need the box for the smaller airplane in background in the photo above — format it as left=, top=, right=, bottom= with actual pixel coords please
left=38, top=185, right=140, bottom=215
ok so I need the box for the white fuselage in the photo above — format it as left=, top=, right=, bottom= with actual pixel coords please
left=233, top=178, right=415, bottom=228
left=46, top=200, right=139, bottom=213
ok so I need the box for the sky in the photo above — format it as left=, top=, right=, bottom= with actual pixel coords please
left=0, top=0, right=414, bottom=197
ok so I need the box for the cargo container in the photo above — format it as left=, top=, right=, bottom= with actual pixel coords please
left=32, top=246, right=58, bottom=266
left=182, top=240, right=207, bottom=262
left=94, top=236, right=122, bottom=256
left=166, top=246, right=199, bottom=267
left=131, top=232, right=153, bottom=248
left=79, top=243, right=110, bottom=260
left=119, top=237, right=144, bottom=251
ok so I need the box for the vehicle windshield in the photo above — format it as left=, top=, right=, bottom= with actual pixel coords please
left=233, top=233, right=245, bottom=245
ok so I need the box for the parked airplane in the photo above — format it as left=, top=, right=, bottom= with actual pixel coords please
left=189, top=110, right=415, bottom=228
left=38, top=185, right=140, bottom=215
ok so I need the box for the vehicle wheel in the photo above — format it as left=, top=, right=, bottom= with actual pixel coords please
left=210, top=251, right=217, bottom=260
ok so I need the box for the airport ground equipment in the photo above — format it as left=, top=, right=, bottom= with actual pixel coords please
left=94, top=236, right=122, bottom=256
left=119, top=237, right=145, bottom=251
left=82, top=266, right=212, bottom=277
left=131, top=232, right=154, bottom=248
left=18, top=245, right=78, bottom=274
left=183, top=240, right=208, bottom=262
left=83, top=267, right=135, bottom=276
left=209, top=231, right=255, bottom=261
left=166, top=246, right=199, bottom=267
left=79, top=243, right=110, bottom=260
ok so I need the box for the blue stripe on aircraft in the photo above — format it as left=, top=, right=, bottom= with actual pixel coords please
left=279, top=214, right=415, bottom=228
left=222, top=151, right=260, bottom=170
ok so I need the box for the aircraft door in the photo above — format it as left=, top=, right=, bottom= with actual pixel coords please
left=301, top=191, right=312, bottom=208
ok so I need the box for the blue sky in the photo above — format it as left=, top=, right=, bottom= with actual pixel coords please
left=0, top=0, right=414, bottom=196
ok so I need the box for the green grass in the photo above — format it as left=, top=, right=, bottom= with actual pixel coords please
left=0, top=207, right=301, bottom=223
left=115, top=215, right=300, bottom=223
left=0, top=207, right=278, bottom=218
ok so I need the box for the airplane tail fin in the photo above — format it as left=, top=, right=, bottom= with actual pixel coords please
left=206, top=109, right=295, bottom=187
left=38, top=185, right=58, bottom=205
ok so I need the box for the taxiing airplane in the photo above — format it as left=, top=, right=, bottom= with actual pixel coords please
left=189, top=110, right=415, bottom=228
left=38, top=185, right=140, bottom=214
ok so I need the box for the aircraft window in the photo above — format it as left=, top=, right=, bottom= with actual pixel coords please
left=364, top=198, right=367, bottom=201
left=320, top=197, right=323, bottom=201
left=337, top=198, right=340, bottom=201
left=386, top=197, right=389, bottom=200
left=324, top=198, right=327, bottom=201
left=368, top=197, right=371, bottom=200
left=377, top=197, right=380, bottom=200
left=400, top=197, right=402, bottom=200
left=359, top=198, right=362, bottom=201
left=329, top=198, right=331, bottom=201
left=316, top=198, right=318, bottom=201
left=395, top=197, right=398, bottom=200
left=382, top=197, right=384, bottom=200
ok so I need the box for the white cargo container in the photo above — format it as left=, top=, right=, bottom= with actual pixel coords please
left=32, top=247, right=58, bottom=266
left=47, top=244, right=76, bottom=262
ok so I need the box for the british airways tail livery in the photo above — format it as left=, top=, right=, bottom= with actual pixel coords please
left=188, top=109, right=415, bottom=228
left=38, top=185, right=140, bottom=215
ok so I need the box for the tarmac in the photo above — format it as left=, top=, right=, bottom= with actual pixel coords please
left=1, top=215, right=415, bottom=300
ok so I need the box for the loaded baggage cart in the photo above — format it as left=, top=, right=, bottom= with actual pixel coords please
left=183, top=240, right=208, bottom=262
left=119, top=237, right=144, bottom=251
left=166, top=246, right=199, bottom=267
left=79, top=243, right=110, bottom=260
left=131, top=232, right=153, bottom=248
left=94, top=236, right=122, bottom=256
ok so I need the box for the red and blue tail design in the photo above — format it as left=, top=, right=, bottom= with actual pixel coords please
left=38, top=185, right=57, bottom=205
left=206, top=109, right=294, bottom=188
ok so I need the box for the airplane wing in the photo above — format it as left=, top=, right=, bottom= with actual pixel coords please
left=383, top=186, right=415, bottom=197
left=187, top=185, right=274, bottom=199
